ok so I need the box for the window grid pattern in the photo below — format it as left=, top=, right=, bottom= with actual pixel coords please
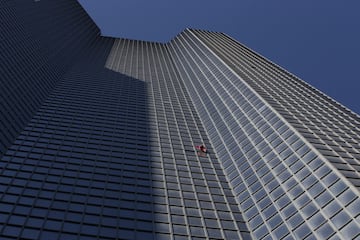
left=0, top=0, right=99, bottom=158
left=0, top=36, right=161, bottom=239
left=193, top=30, right=360, bottom=189
left=2, top=1, right=360, bottom=238
left=167, top=29, right=360, bottom=239
left=105, top=38, right=250, bottom=239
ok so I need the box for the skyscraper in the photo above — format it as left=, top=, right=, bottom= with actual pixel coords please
left=0, top=0, right=359, bottom=239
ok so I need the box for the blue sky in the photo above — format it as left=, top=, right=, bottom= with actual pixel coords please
left=79, top=0, right=360, bottom=114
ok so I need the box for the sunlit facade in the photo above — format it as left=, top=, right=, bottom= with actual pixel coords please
left=0, top=0, right=359, bottom=239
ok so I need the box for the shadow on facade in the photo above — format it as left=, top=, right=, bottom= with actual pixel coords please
left=0, top=38, right=157, bottom=239
left=0, top=0, right=99, bottom=158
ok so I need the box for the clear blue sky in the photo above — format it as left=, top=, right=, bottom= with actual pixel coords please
left=79, top=0, right=360, bottom=115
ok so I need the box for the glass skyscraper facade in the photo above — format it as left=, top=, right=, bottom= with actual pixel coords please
left=1, top=1, right=359, bottom=239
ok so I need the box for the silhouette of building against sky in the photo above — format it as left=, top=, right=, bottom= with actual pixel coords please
left=0, top=0, right=359, bottom=239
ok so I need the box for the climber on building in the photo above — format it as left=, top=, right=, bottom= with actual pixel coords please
left=195, top=144, right=207, bottom=156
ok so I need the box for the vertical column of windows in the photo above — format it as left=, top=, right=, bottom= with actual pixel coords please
left=144, top=41, right=173, bottom=239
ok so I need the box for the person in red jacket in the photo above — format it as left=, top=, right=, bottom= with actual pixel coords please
left=199, top=145, right=207, bottom=153
left=196, top=144, right=207, bottom=155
